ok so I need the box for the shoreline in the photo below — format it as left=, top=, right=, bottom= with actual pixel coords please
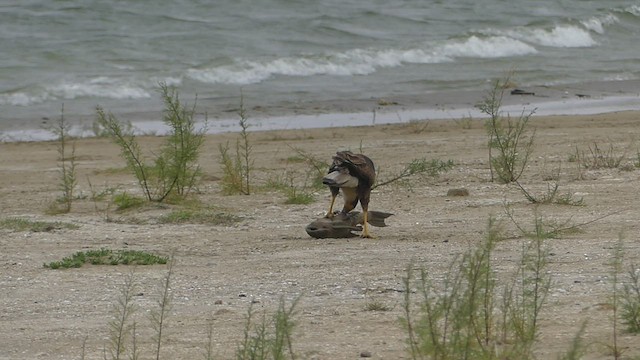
left=2, top=79, right=640, bottom=142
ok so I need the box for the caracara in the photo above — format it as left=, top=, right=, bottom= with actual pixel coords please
left=322, top=151, right=376, bottom=238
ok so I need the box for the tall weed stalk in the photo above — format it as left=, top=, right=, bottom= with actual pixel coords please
left=478, top=76, right=536, bottom=183
left=621, top=263, right=640, bottom=333
left=219, top=96, right=253, bottom=195
left=48, top=105, right=77, bottom=213
left=107, top=271, right=137, bottom=360
left=151, top=256, right=175, bottom=360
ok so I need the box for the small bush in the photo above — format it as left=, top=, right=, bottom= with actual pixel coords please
left=96, top=83, right=206, bottom=202
left=478, top=75, right=536, bottom=183
left=401, top=217, right=551, bottom=360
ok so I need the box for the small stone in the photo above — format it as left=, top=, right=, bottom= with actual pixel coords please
left=214, top=299, right=223, bottom=305
left=360, top=351, right=372, bottom=358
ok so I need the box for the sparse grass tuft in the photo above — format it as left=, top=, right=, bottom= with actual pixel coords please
left=44, top=249, right=168, bottom=269
left=284, top=190, right=315, bottom=205
left=580, top=142, right=626, bottom=170
left=287, top=146, right=330, bottom=190
left=158, top=208, right=242, bottom=225
left=113, top=192, right=145, bottom=211
left=514, top=181, right=585, bottom=206
left=264, top=160, right=319, bottom=205
left=236, top=296, right=300, bottom=360
left=558, top=321, right=588, bottom=360
left=364, top=299, right=391, bottom=312
left=454, top=115, right=474, bottom=129
left=0, top=218, right=79, bottom=232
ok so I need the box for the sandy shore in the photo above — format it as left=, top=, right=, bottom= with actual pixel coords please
left=1, top=104, right=640, bottom=359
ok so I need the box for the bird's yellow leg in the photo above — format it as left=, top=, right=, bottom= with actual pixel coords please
left=361, top=210, right=374, bottom=238
left=326, top=196, right=336, bottom=218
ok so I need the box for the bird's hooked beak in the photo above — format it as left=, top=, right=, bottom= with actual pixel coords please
left=322, top=170, right=359, bottom=188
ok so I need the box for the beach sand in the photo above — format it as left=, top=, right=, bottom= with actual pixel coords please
left=1, top=109, right=640, bottom=359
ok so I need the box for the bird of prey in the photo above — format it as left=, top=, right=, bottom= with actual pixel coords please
left=322, top=151, right=376, bottom=238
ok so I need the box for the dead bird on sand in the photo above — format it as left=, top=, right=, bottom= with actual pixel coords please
left=305, top=210, right=393, bottom=239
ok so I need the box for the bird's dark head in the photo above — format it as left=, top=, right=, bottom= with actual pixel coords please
left=322, top=167, right=359, bottom=188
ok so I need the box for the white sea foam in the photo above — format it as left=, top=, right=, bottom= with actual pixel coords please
left=441, top=36, right=537, bottom=58
left=581, top=14, right=619, bottom=34
left=0, top=77, right=152, bottom=106
left=48, top=77, right=151, bottom=100
left=0, top=92, right=49, bottom=106
left=625, top=5, right=640, bottom=16
left=187, top=35, right=536, bottom=86
left=498, top=25, right=596, bottom=48
left=187, top=48, right=451, bottom=85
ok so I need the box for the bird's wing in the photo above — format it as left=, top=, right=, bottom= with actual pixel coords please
left=335, top=151, right=376, bottom=187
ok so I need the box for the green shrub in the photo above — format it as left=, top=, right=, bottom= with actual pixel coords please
left=401, top=217, right=551, bottom=360
left=96, top=83, right=206, bottom=202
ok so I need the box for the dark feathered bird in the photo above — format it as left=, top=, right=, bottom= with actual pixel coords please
left=322, top=151, right=376, bottom=238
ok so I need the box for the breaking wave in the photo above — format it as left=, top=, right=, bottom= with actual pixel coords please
left=0, top=76, right=183, bottom=106
left=187, top=35, right=539, bottom=86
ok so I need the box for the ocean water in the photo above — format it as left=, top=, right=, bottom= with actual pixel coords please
left=2, top=0, right=640, bottom=136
